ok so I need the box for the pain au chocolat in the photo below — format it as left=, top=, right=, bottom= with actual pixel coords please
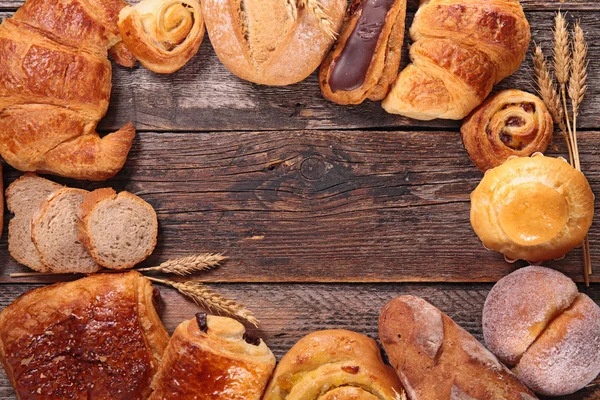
left=150, top=313, right=276, bottom=399
left=319, top=0, right=407, bottom=105
left=470, top=155, right=594, bottom=263
left=0, top=272, right=169, bottom=400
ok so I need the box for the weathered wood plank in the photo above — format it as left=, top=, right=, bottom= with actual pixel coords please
left=1, top=129, right=599, bottom=283
left=0, top=11, right=599, bottom=132
left=0, top=282, right=598, bottom=399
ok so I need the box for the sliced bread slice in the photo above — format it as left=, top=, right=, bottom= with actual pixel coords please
left=80, top=188, right=158, bottom=269
left=32, top=188, right=101, bottom=274
left=5, top=173, right=62, bottom=271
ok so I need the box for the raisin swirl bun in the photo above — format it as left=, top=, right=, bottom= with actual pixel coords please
left=461, top=90, right=553, bottom=172
left=263, top=329, right=404, bottom=400
left=470, top=154, right=594, bottom=263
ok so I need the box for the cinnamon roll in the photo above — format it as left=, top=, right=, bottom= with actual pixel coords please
left=118, top=0, right=204, bottom=74
left=262, top=329, right=404, bottom=400
left=461, top=90, right=553, bottom=172
left=470, top=154, right=594, bottom=263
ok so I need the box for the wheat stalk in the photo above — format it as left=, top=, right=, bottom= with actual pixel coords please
left=137, top=253, right=226, bottom=276
left=148, top=277, right=259, bottom=327
left=296, top=0, right=337, bottom=40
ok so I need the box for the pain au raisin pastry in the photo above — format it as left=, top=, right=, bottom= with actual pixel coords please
left=319, top=0, right=407, bottom=105
left=202, top=0, right=346, bottom=85
left=462, top=90, right=553, bottom=172
left=118, top=0, right=204, bottom=74
left=379, top=296, right=538, bottom=400
left=263, top=329, right=404, bottom=399
left=470, top=154, right=594, bottom=263
left=0, top=272, right=169, bottom=400
left=483, top=266, right=600, bottom=396
left=150, top=313, right=275, bottom=399
left=382, top=0, right=530, bottom=120
left=0, top=0, right=136, bottom=181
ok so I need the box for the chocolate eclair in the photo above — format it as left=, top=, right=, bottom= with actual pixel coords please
left=319, top=0, right=407, bottom=105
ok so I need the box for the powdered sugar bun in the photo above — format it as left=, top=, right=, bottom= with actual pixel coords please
left=515, top=293, right=600, bottom=396
left=483, top=266, right=578, bottom=366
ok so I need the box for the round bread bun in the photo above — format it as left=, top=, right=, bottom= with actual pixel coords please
left=470, top=154, right=594, bottom=262
left=515, top=293, right=600, bottom=396
left=201, top=0, right=346, bottom=86
left=483, top=266, right=578, bottom=366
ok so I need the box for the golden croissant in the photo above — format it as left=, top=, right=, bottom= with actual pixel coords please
left=382, top=0, right=531, bottom=120
left=0, top=0, right=136, bottom=181
left=118, top=0, right=205, bottom=74
left=470, top=155, right=594, bottom=262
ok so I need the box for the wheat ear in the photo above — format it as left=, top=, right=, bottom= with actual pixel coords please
left=137, top=253, right=227, bottom=275
left=297, top=0, right=337, bottom=40
left=553, top=12, right=574, bottom=151
left=148, top=277, right=259, bottom=327
left=286, top=0, right=298, bottom=21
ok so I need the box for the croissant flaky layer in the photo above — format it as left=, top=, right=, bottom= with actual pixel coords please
left=470, top=155, right=595, bottom=262
left=382, top=0, right=530, bottom=120
left=263, top=329, right=404, bottom=400
left=461, top=90, right=554, bottom=171
left=0, top=0, right=135, bottom=180
left=150, top=314, right=275, bottom=399
left=0, top=272, right=170, bottom=400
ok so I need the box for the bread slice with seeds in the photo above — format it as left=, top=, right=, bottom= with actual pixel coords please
left=79, top=188, right=158, bottom=269
left=5, top=173, right=62, bottom=271
left=32, top=188, right=101, bottom=274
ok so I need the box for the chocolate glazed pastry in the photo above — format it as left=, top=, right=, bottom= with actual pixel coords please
left=319, top=0, right=406, bottom=105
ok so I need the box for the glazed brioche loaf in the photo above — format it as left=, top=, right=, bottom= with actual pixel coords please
left=484, top=266, right=600, bottom=396
left=5, top=174, right=62, bottom=272
left=32, top=188, right=101, bottom=274
left=79, top=188, right=158, bottom=270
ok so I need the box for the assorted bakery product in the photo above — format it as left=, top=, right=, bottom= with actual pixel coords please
left=118, top=0, right=205, bottom=74
left=79, top=188, right=159, bottom=270
left=382, top=0, right=530, bottom=120
left=202, top=0, right=346, bottom=85
left=263, top=329, right=404, bottom=399
left=461, top=90, right=553, bottom=172
left=150, top=313, right=275, bottom=399
left=483, top=266, right=600, bottom=396
left=470, top=154, right=594, bottom=262
left=319, top=0, right=407, bottom=105
left=0, top=0, right=136, bottom=180
left=0, top=272, right=170, bottom=399
left=379, top=295, right=538, bottom=399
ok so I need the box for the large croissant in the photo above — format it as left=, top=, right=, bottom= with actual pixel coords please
left=382, top=0, right=530, bottom=120
left=0, top=0, right=136, bottom=181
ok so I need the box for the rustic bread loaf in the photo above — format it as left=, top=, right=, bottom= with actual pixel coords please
left=5, top=174, right=62, bottom=272
left=379, top=295, right=537, bottom=400
left=202, top=0, right=346, bottom=85
left=32, top=188, right=101, bottom=274
left=80, top=188, right=158, bottom=269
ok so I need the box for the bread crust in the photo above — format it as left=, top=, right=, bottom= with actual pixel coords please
left=319, top=0, right=407, bottom=105
left=202, top=0, right=346, bottom=86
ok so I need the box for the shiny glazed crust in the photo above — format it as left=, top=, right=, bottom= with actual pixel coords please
left=118, top=0, right=205, bottom=74
left=470, top=155, right=594, bottom=262
left=202, top=0, right=346, bottom=86
left=461, top=90, right=553, bottom=171
left=382, top=0, right=530, bottom=120
left=263, top=329, right=404, bottom=400
left=0, top=272, right=169, bottom=399
left=150, top=315, right=276, bottom=399
left=319, top=0, right=407, bottom=105
left=0, top=0, right=135, bottom=180
left=379, top=295, right=537, bottom=400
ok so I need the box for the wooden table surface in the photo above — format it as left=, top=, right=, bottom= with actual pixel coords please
left=1, top=0, right=600, bottom=399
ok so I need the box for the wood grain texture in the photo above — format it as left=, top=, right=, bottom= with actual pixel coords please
left=0, top=282, right=598, bottom=399
left=1, top=129, right=599, bottom=283
left=0, top=11, right=599, bottom=132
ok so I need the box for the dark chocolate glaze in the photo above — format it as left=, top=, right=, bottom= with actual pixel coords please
left=328, top=0, right=396, bottom=92
left=195, top=312, right=208, bottom=333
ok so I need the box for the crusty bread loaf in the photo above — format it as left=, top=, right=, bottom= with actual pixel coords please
left=379, top=295, right=537, bottom=400
left=32, top=188, right=101, bottom=274
left=79, top=188, right=158, bottom=269
left=5, top=173, right=62, bottom=272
